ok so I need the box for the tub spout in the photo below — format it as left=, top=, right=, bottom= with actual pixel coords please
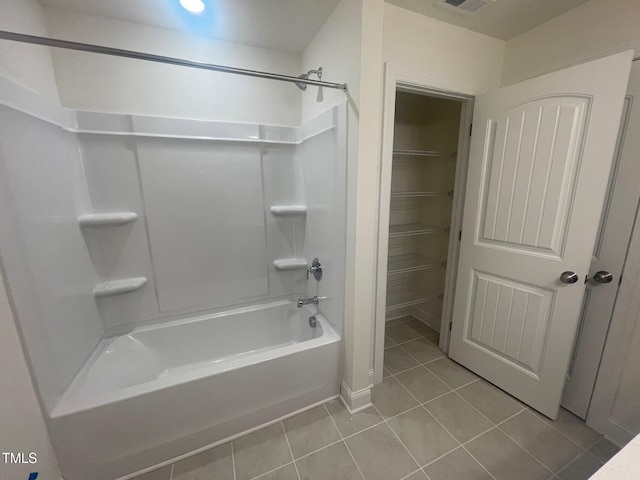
left=297, top=296, right=319, bottom=308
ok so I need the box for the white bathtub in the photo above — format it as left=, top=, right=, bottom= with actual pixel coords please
left=47, top=300, right=341, bottom=480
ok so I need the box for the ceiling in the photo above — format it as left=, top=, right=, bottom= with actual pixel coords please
left=37, top=0, right=593, bottom=52
left=37, top=0, right=341, bottom=53
left=386, top=0, right=592, bottom=40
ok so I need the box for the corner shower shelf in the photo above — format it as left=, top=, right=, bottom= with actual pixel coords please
left=93, top=277, right=147, bottom=297
left=387, top=254, right=439, bottom=275
left=393, top=149, right=457, bottom=158
left=386, top=291, right=437, bottom=311
left=78, top=212, right=138, bottom=226
left=388, top=223, right=442, bottom=238
left=390, top=191, right=452, bottom=198
left=270, top=205, right=307, bottom=216
left=273, top=258, right=307, bottom=271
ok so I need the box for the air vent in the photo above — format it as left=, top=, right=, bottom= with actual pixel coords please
left=435, top=0, right=493, bottom=15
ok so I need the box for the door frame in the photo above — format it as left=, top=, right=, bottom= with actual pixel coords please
left=587, top=57, right=640, bottom=446
left=373, top=63, right=490, bottom=384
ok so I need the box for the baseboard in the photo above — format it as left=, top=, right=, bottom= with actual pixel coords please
left=340, top=380, right=372, bottom=414
left=603, top=418, right=636, bottom=448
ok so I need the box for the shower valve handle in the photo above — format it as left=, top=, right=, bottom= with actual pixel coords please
left=307, top=258, right=323, bottom=281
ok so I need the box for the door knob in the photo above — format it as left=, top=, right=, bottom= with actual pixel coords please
left=593, top=271, right=613, bottom=284
left=560, top=271, right=579, bottom=284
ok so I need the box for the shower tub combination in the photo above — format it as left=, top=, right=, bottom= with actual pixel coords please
left=0, top=47, right=347, bottom=479
left=48, top=301, right=340, bottom=480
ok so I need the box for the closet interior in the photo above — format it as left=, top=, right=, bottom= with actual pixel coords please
left=385, top=91, right=463, bottom=345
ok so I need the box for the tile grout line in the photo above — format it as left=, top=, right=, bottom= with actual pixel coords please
left=458, top=444, right=498, bottom=480
left=249, top=461, right=296, bottom=480
left=383, top=329, right=444, bottom=374
left=526, top=407, right=604, bottom=453
left=584, top=448, right=608, bottom=465
left=385, top=356, right=480, bottom=403
left=390, top=322, right=603, bottom=479
left=292, top=437, right=344, bottom=462
left=555, top=451, right=589, bottom=478
left=399, top=467, right=424, bottom=480
left=402, top=384, right=498, bottom=480
left=555, top=444, right=606, bottom=478
left=495, top=423, right=567, bottom=477
left=280, top=422, right=302, bottom=480
left=523, top=409, right=602, bottom=460
left=169, top=463, right=174, bottom=480
left=381, top=366, right=483, bottom=426
left=323, top=403, right=366, bottom=480
left=396, top=338, right=443, bottom=358
left=439, top=406, right=529, bottom=451
left=420, top=445, right=466, bottom=469
left=370, top=403, right=426, bottom=474
left=231, top=440, right=237, bottom=480
left=453, top=379, right=527, bottom=414
left=450, top=386, right=523, bottom=429
left=380, top=370, right=497, bottom=480
left=402, top=377, right=499, bottom=480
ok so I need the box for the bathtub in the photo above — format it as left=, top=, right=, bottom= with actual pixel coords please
left=47, top=300, right=341, bottom=480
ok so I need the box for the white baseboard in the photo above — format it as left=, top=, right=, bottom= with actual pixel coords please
left=340, top=380, right=372, bottom=414
left=602, top=418, right=636, bottom=448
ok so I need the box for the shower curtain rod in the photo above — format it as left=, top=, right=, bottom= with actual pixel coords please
left=0, top=30, right=348, bottom=92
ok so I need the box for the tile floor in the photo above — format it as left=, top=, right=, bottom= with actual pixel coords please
left=132, top=316, right=620, bottom=480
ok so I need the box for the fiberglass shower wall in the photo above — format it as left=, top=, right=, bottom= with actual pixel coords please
left=0, top=36, right=347, bottom=415
left=76, top=107, right=346, bottom=334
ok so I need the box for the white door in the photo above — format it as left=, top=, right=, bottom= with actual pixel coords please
left=449, top=51, right=633, bottom=419
left=563, top=61, right=640, bottom=419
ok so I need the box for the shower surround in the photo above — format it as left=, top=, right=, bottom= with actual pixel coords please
left=0, top=75, right=347, bottom=479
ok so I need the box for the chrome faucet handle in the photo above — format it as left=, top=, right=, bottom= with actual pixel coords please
left=307, top=258, right=323, bottom=281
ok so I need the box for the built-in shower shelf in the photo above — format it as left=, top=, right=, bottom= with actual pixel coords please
left=270, top=205, right=307, bottom=216
left=273, top=258, right=307, bottom=271
left=93, top=277, right=147, bottom=297
left=79, top=212, right=138, bottom=226
left=388, top=223, right=442, bottom=238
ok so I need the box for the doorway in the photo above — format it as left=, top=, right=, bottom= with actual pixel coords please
left=374, top=52, right=633, bottom=419
left=373, top=81, right=473, bottom=384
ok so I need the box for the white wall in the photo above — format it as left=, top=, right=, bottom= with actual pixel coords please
left=0, top=0, right=60, bottom=103
left=301, top=0, right=378, bottom=409
left=0, top=270, right=60, bottom=480
left=0, top=2, right=62, bottom=477
left=383, top=4, right=505, bottom=90
left=0, top=97, right=104, bottom=413
left=502, top=0, right=640, bottom=85
left=43, top=8, right=301, bottom=125
left=366, top=4, right=505, bottom=379
left=611, top=314, right=640, bottom=434
left=302, top=1, right=506, bottom=408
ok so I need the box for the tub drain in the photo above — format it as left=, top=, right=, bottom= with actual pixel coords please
left=309, top=316, right=317, bottom=328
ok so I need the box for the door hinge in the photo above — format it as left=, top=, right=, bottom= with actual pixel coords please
left=469, top=123, right=473, bottom=136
